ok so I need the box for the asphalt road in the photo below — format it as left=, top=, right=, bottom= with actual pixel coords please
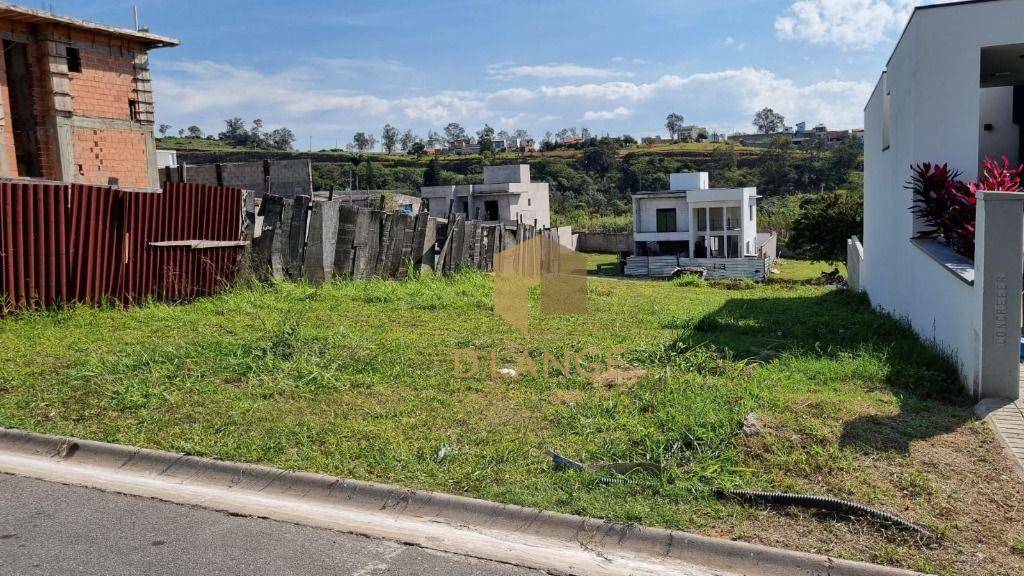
left=0, top=474, right=544, bottom=576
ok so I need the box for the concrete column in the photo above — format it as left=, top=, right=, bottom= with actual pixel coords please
left=42, top=38, right=75, bottom=181
left=974, top=190, right=1024, bottom=400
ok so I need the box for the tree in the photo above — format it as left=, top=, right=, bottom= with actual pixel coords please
left=477, top=124, right=495, bottom=156
left=399, top=129, right=417, bottom=152
left=788, top=191, right=863, bottom=264
left=381, top=124, right=399, bottom=154
left=423, top=157, right=442, bottom=186
left=408, top=141, right=426, bottom=156
left=752, top=107, right=785, bottom=134
left=757, top=135, right=795, bottom=194
left=186, top=125, right=204, bottom=138
left=250, top=119, right=265, bottom=147
left=665, top=113, right=684, bottom=140
left=219, top=117, right=249, bottom=146
left=267, top=127, right=295, bottom=151
left=352, top=132, right=374, bottom=152
left=158, top=124, right=171, bottom=137
left=444, top=122, right=467, bottom=146
left=478, top=135, right=494, bottom=157
left=711, top=142, right=738, bottom=172
left=426, top=130, right=443, bottom=148
left=581, top=138, right=619, bottom=174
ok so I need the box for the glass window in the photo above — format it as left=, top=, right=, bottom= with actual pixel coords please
left=725, top=207, right=741, bottom=230
left=656, top=208, right=676, bottom=232
left=694, top=238, right=707, bottom=258
left=709, top=208, right=725, bottom=230
left=696, top=208, right=708, bottom=231
left=882, top=72, right=891, bottom=151
left=727, top=235, right=740, bottom=258
left=709, top=235, right=725, bottom=258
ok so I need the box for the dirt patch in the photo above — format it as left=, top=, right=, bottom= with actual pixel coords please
left=724, top=418, right=1024, bottom=575
left=592, top=367, right=647, bottom=392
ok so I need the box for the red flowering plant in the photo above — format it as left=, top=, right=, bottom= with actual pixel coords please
left=907, top=163, right=973, bottom=256
left=971, top=156, right=1023, bottom=193
left=907, top=157, right=1023, bottom=258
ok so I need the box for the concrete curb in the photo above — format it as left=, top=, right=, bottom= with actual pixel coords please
left=0, top=428, right=923, bottom=576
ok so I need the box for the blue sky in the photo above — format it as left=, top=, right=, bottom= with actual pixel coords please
left=67, top=0, right=948, bottom=149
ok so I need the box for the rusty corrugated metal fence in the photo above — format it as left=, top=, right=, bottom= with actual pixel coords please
left=0, top=180, right=245, bottom=311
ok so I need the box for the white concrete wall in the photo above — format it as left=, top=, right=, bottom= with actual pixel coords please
left=484, top=164, right=530, bottom=185
left=743, top=189, right=757, bottom=256
left=670, top=172, right=708, bottom=191
left=420, top=181, right=550, bottom=228
left=979, top=86, right=1019, bottom=166
left=863, top=0, right=1024, bottom=395
left=847, top=236, right=865, bottom=292
left=634, top=196, right=690, bottom=234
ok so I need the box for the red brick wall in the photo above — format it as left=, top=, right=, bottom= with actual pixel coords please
left=67, top=37, right=136, bottom=121
left=72, top=127, right=150, bottom=188
left=0, top=23, right=153, bottom=185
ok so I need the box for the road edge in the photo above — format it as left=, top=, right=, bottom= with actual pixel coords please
left=0, top=428, right=922, bottom=576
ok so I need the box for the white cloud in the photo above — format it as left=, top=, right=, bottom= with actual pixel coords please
left=306, top=57, right=409, bottom=74
left=581, top=107, right=632, bottom=121
left=723, top=36, right=745, bottom=50
left=774, top=0, right=958, bottom=50
left=540, top=67, right=871, bottom=130
left=487, top=62, right=631, bottom=79
left=153, top=59, right=869, bottom=148
left=540, top=75, right=683, bottom=101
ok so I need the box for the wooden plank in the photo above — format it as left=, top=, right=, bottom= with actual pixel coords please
left=374, top=212, right=393, bottom=278
left=409, top=211, right=428, bottom=269
left=398, top=213, right=419, bottom=278
left=356, top=210, right=382, bottom=279
left=450, top=216, right=466, bottom=273
left=285, top=195, right=311, bottom=279
left=386, top=212, right=410, bottom=278
left=334, top=204, right=359, bottom=278
left=149, top=240, right=249, bottom=248
left=421, top=217, right=438, bottom=272
left=269, top=197, right=292, bottom=280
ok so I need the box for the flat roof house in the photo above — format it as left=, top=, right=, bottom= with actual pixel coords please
left=0, top=4, right=178, bottom=188
left=632, top=172, right=759, bottom=259
left=420, top=164, right=551, bottom=228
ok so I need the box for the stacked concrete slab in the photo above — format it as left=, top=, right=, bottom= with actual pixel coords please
left=251, top=194, right=543, bottom=284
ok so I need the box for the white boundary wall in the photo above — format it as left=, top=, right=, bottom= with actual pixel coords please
left=863, top=1, right=1024, bottom=398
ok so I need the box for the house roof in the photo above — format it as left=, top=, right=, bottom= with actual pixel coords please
left=886, top=0, right=998, bottom=67
left=0, top=3, right=180, bottom=48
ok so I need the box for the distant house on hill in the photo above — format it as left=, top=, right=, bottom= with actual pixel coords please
left=420, top=164, right=550, bottom=228
left=678, top=125, right=709, bottom=141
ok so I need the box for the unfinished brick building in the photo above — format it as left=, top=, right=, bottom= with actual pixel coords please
left=0, top=5, right=178, bottom=188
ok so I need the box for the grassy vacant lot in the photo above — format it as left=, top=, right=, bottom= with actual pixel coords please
left=1, top=263, right=1022, bottom=575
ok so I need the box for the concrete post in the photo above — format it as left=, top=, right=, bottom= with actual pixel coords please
left=974, top=190, right=1024, bottom=400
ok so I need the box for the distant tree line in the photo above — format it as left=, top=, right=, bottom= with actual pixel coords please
left=341, top=123, right=533, bottom=156
left=157, top=118, right=296, bottom=151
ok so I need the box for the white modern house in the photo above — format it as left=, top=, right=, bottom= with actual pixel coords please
left=420, top=165, right=551, bottom=228
left=860, top=0, right=1024, bottom=400
left=631, top=172, right=759, bottom=259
